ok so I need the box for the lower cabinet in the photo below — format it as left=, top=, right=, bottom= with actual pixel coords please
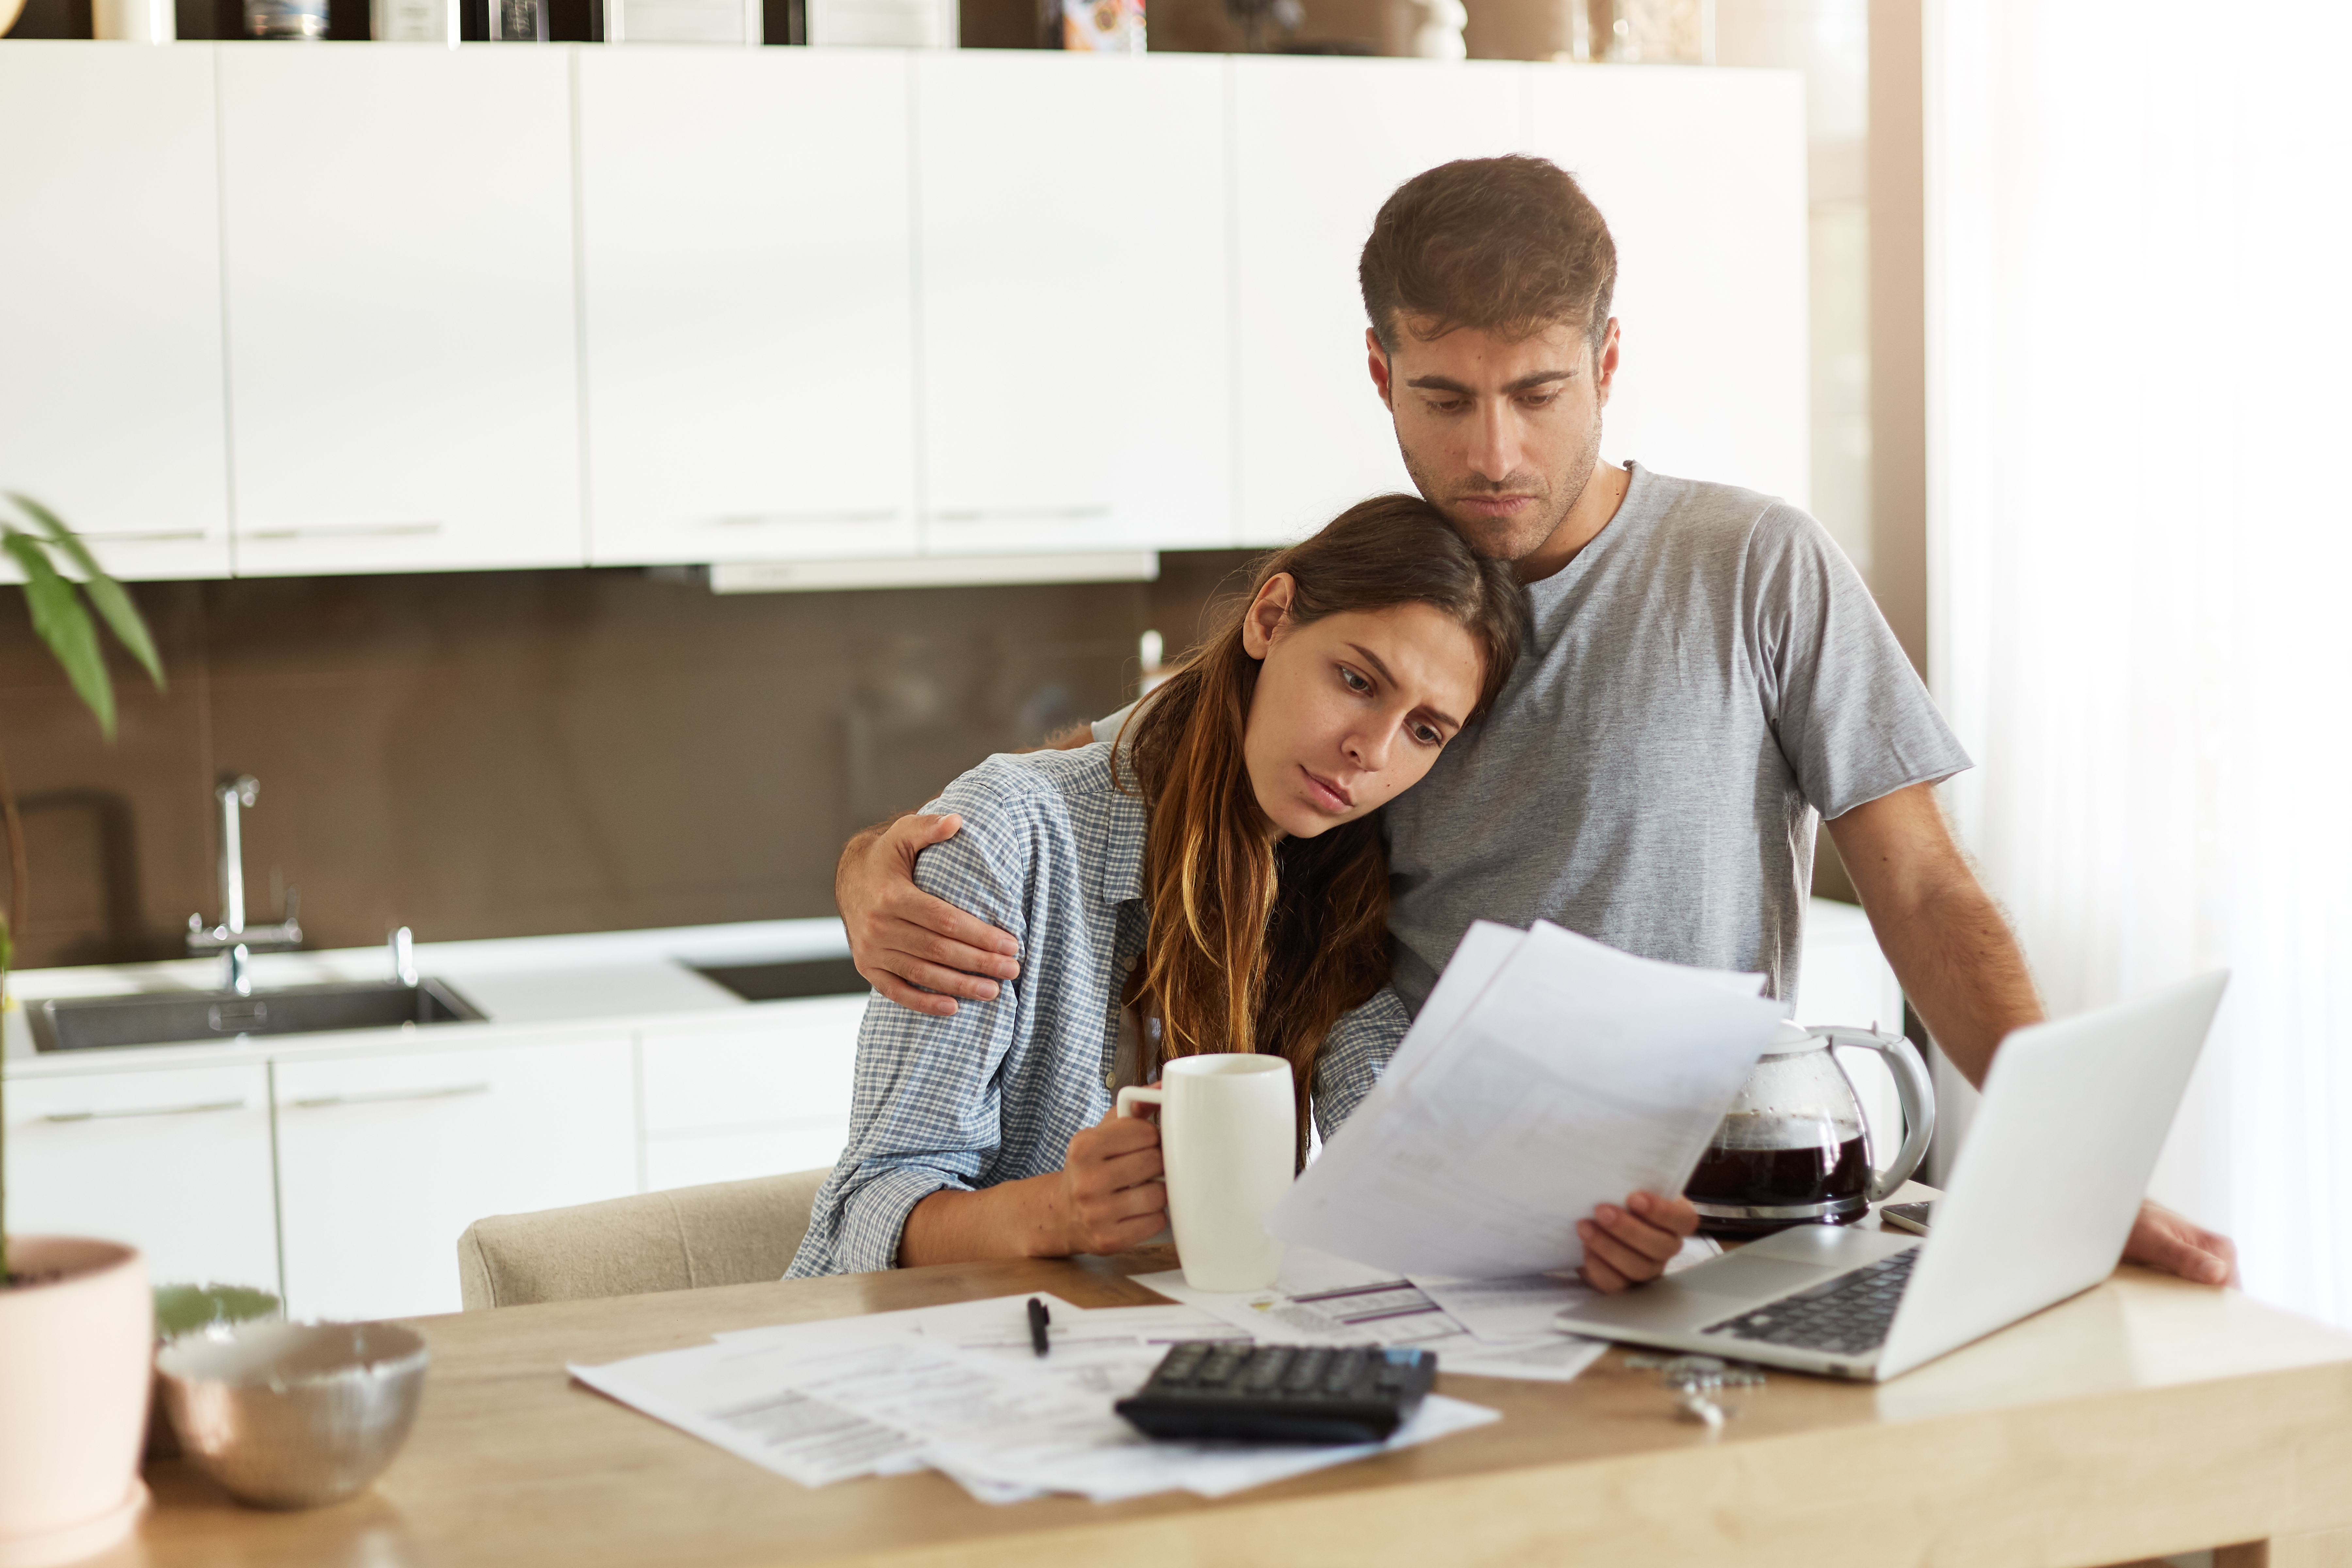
left=272, top=1035, right=636, bottom=1320
left=2, top=1060, right=280, bottom=1297
left=4, top=1004, right=863, bottom=1321
left=639, top=997, right=864, bottom=1192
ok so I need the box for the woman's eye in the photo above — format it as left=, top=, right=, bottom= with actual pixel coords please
left=1411, top=723, right=1444, bottom=747
left=1339, top=666, right=1372, bottom=693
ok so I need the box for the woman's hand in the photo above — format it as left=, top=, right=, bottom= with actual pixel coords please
left=1576, top=1190, right=1701, bottom=1293
left=1055, top=1107, right=1169, bottom=1256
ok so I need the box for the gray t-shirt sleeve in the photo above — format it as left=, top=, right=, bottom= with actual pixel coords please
left=1089, top=703, right=1137, bottom=747
left=1746, top=506, right=1972, bottom=820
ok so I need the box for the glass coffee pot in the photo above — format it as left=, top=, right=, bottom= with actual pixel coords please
left=1684, top=1020, right=1936, bottom=1233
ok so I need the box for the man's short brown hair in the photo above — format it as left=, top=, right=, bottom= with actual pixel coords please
left=1359, top=155, right=1617, bottom=358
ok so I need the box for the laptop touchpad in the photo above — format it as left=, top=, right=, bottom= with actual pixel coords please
left=1668, top=1252, right=1835, bottom=1299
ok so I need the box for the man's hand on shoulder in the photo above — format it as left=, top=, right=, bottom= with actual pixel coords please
left=1577, top=1190, right=1700, bottom=1293
left=2122, top=1198, right=2238, bottom=1286
left=835, top=813, right=1022, bottom=1018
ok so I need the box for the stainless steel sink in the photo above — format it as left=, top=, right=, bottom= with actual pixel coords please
left=28, top=978, right=485, bottom=1054
left=691, top=956, right=869, bottom=1003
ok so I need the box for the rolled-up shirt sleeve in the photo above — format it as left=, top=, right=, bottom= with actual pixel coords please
left=1310, top=986, right=1408, bottom=1142
left=786, top=789, right=1043, bottom=1278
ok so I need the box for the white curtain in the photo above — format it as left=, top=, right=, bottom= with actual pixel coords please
left=1926, top=2, right=2352, bottom=1324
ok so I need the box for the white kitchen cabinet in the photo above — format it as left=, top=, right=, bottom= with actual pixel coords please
left=1229, top=57, right=1527, bottom=547
left=273, top=1035, right=634, bottom=1320
left=3, top=1061, right=279, bottom=1296
left=0, top=44, right=233, bottom=581
left=639, top=998, right=861, bottom=1190
left=577, top=49, right=919, bottom=567
left=216, top=44, right=583, bottom=577
left=8, top=45, right=1811, bottom=580
left=1522, top=66, right=1808, bottom=508
left=912, top=52, right=1232, bottom=557
left=644, top=1127, right=848, bottom=1193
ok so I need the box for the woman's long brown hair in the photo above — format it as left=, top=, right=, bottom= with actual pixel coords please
left=1116, top=493, right=1527, bottom=1154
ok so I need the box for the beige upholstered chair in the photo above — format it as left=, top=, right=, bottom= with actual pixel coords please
left=456, top=1167, right=833, bottom=1310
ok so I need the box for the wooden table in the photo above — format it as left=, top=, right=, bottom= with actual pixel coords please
left=103, top=1248, right=2352, bottom=1568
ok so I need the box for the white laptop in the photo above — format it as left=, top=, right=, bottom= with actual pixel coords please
left=1555, top=971, right=2229, bottom=1381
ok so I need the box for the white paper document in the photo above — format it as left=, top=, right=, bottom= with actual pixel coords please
left=1411, top=1272, right=1597, bottom=1344
left=1138, top=1268, right=1468, bottom=1348
left=568, top=1332, right=935, bottom=1489
left=1268, top=921, right=1784, bottom=1278
left=572, top=1292, right=1500, bottom=1506
left=1140, top=1248, right=1612, bottom=1383
left=1441, top=1334, right=1610, bottom=1382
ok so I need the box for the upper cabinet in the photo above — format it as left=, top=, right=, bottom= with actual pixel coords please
left=577, top=48, right=919, bottom=567
left=1523, top=67, right=1808, bottom=508
left=912, top=52, right=1230, bottom=557
left=1228, top=57, right=1527, bottom=547
left=0, top=44, right=233, bottom=581
left=217, top=44, right=584, bottom=577
left=7, top=48, right=1807, bottom=579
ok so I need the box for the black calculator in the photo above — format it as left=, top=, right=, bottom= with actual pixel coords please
left=1113, top=1342, right=1438, bottom=1445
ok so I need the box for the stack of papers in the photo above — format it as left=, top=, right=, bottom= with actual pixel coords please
left=1135, top=1238, right=1732, bottom=1385
left=1269, top=921, right=1786, bottom=1277
left=576, top=923, right=1777, bottom=1506
left=570, top=1291, right=1500, bottom=1506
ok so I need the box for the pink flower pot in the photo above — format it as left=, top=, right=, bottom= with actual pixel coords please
left=0, top=1238, right=153, bottom=1568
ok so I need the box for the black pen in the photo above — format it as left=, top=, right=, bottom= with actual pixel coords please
left=1027, top=1296, right=1051, bottom=1358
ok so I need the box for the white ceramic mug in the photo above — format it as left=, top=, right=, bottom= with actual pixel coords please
left=1116, top=1053, right=1294, bottom=1292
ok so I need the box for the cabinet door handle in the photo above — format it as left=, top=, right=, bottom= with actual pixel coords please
left=707, top=509, right=901, bottom=527
left=43, top=1098, right=248, bottom=1122
left=243, top=523, right=443, bottom=541
left=288, top=1082, right=491, bottom=1109
left=927, top=506, right=1112, bottom=523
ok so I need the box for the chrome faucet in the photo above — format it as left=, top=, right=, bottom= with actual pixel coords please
left=186, top=775, right=304, bottom=996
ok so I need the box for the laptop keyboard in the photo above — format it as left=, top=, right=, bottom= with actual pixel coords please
left=1705, top=1247, right=1921, bottom=1357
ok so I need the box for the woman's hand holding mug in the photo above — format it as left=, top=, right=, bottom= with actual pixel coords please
left=1057, top=1108, right=1170, bottom=1256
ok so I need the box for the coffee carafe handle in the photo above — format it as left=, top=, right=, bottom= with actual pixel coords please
left=1815, top=1028, right=1938, bottom=1201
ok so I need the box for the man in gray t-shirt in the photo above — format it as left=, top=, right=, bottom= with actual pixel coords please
left=836, top=157, right=2237, bottom=1294
left=1381, top=461, right=1968, bottom=1013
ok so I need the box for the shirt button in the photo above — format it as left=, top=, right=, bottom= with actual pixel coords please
left=1102, top=1071, right=1116, bottom=1090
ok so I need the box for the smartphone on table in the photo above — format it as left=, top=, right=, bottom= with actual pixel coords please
left=1881, top=1200, right=1936, bottom=1235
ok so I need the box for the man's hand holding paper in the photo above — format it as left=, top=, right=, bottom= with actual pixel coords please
left=1267, top=922, right=1783, bottom=1283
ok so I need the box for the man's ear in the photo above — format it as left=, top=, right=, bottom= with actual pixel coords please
left=1365, top=328, right=1395, bottom=411
left=1241, top=573, right=1297, bottom=659
left=1593, top=318, right=1622, bottom=409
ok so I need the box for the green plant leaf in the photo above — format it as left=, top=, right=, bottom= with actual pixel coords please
left=7, top=494, right=164, bottom=691
left=2, top=531, right=115, bottom=739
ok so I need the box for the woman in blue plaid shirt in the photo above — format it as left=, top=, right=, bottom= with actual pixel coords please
left=791, top=496, right=1527, bottom=1276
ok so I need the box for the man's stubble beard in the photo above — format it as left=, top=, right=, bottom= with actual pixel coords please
left=1397, top=399, right=1606, bottom=566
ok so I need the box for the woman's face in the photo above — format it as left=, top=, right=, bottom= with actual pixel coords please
left=1239, top=575, right=1487, bottom=839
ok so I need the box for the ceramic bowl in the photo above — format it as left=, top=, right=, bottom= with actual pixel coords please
left=156, top=1320, right=428, bottom=1510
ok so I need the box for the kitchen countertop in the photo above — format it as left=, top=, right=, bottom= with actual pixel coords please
left=1, top=918, right=856, bottom=1074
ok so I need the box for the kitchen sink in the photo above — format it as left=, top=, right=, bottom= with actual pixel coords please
left=28, top=978, right=486, bottom=1053
left=691, top=956, right=870, bottom=1003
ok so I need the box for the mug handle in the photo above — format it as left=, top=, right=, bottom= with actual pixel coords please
left=1818, top=1028, right=1938, bottom=1201
left=1115, top=1085, right=1163, bottom=1120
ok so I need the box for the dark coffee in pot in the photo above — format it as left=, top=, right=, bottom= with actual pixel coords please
left=1686, top=1135, right=1869, bottom=1209
left=1684, top=1111, right=1871, bottom=1232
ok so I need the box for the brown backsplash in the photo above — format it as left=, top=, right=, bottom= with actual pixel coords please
left=0, top=553, right=1259, bottom=970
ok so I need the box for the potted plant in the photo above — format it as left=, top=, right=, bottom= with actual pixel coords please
left=1, top=494, right=170, bottom=1566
